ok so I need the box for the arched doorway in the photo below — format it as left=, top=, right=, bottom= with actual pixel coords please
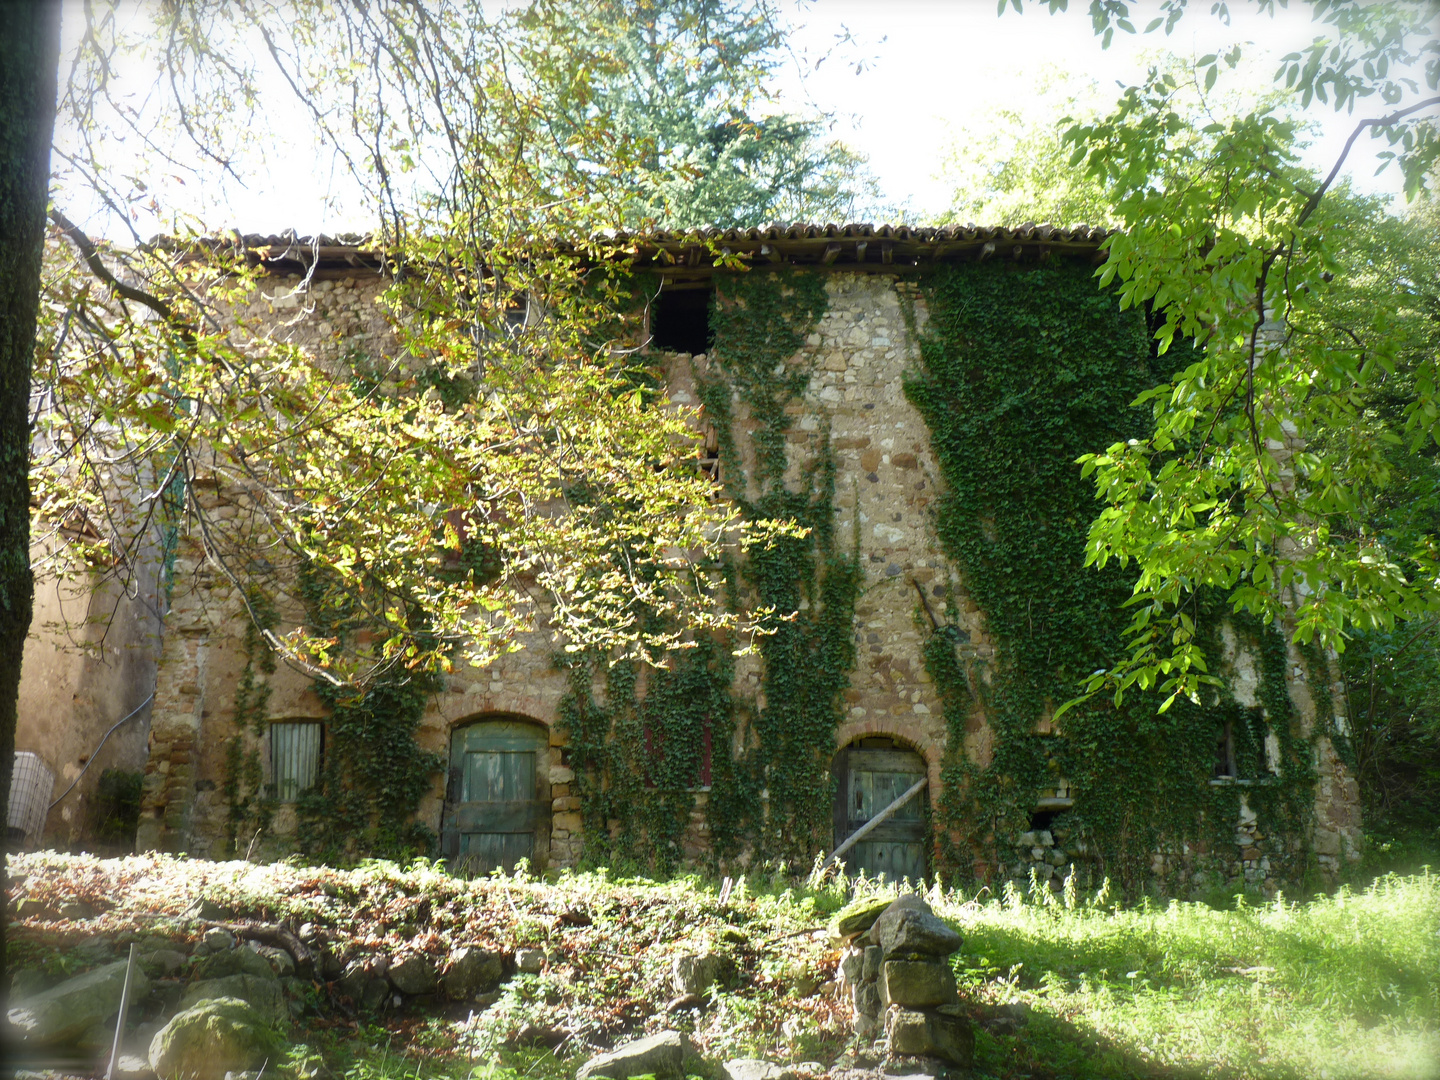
left=441, top=716, right=550, bottom=875
left=832, top=736, right=928, bottom=883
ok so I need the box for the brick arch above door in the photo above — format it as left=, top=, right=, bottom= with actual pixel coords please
left=834, top=718, right=944, bottom=789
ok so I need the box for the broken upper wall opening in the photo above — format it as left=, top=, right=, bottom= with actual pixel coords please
left=649, top=285, right=712, bottom=355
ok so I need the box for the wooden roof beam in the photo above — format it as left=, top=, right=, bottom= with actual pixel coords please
left=821, top=242, right=842, bottom=264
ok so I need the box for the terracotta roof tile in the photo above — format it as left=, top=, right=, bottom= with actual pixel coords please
left=172, top=222, right=1109, bottom=277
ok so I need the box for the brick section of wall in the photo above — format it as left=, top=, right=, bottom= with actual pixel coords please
left=135, top=621, right=208, bottom=852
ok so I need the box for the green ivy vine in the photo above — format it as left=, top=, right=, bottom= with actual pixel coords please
left=558, top=270, right=861, bottom=873
left=292, top=560, right=443, bottom=863
left=221, top=565, right=441, bottom=862
left=906, top=260, right=1326, bottom=895
left=558, top=634, right=735, bottom=875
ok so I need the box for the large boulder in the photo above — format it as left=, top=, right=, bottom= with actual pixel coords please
left=515, top=948, right=546, bottom=974
left=671, top=952, right=735, bottom=997
left=178, top=974, right=285, bottom=1026
left=442, top=946, right=503, bottom=1000
left=196, top=947, right=276, bottom=982
left=140, top=950, right=189, bottom=978
left=387, top=952, right=437, bottom=995
left=148, top=997, right=279, bottom=1080
left=722, top=1060, right=784, bottom=1080
left=576, top=1030, right=690, bottom=1080
left=9, top=968, right=52, bottom=1000
left=252, top=944, right=296, bottom=978
left=75, top=935, right=117, bottom=963
left=885, top=1006, right=974, bottom=1067
left=870, top=899, right=962, bottom=960
left=338, top=958, right=392, bottom=1012
left=880, top=960, right=957, bottom=1009
left=8, top=959, right=152, bottom=1045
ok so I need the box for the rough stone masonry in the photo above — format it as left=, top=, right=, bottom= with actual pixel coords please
left=65, top=226, right=1363, bottom=894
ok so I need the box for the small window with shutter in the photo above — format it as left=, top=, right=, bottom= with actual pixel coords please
left=269, top=722, right=323, bottom=802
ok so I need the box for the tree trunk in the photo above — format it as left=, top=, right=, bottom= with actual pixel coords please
left=0, top=0, right=62, bottom=978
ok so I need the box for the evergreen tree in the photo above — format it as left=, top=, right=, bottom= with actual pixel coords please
left=539, top=0, right=875, bottom=228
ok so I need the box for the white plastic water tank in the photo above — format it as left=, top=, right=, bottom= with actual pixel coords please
left=8, top=752, right=54, bottom=848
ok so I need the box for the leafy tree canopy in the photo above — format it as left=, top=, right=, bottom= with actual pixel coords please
left=34, top=0, right=857, bottom=687
left=936, top=67, right=1118, bottom=229
left=571, top=0, right=878, bottom=228
left=1005, top=0, right=1440, bottom=714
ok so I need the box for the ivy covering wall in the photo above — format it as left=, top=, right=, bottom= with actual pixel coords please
left=214, top=260, right=1341, bottom=888
left=559, top=270, right=862, bottom=874
left=294, top=562, right=443, bottom=862
left=221, top=563, right=441, bottom=864
left=905, top=260, right=1326, bottom=893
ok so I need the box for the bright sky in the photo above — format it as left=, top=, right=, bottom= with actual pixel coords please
left=57, top=0, right=1436, bottom=237
left=779, top=0, right=1427, bottom=219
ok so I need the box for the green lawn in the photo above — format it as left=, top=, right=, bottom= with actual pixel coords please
left=930, top=871, right=1439, bottom=1079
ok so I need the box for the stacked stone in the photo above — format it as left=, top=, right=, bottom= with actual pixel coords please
left=1006, top=825, right=1096, bottom=891
left=834, top=896, right=973, bottom=1068
left=1232, top=798, right=1275, bottom=883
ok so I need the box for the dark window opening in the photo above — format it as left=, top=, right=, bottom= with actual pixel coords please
left=651, top=287, right=712, bottom=354
left=1214, top=720, right=1236, bottom=779
left=1029, top=809, right=1061, bottom=833
left=504, top=298, right=529, bottom=335
left=1213, top=708, right=1266, bottom=779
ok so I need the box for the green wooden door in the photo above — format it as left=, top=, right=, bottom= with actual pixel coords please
left=442, top=720, right=549, bottom=875
left=834, top=747, right=928, bottom=883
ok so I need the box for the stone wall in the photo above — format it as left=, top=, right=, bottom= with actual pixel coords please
left=125, top=265, right=1362, bottom=893
left=16, top=535, right=163, bottom=848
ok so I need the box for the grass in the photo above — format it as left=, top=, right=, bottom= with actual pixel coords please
left=7, top=853, right=1438, bottom=1080
left=930, top=871, right=1440, bottom=1079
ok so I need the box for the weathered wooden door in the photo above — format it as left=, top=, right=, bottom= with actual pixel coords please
left=442, top=719, right=549, bottom=875
left=833, top=745, right=928, bottom=883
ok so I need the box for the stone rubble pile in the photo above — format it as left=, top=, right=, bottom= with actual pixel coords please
left=833, top=895, right=973, bottom=1068
left=1006, top=826, right=1093, bottom=890
left=5, top=911, right=544, bottom=1080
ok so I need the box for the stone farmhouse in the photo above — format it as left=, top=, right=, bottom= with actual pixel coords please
left=14, top=223, right=1363, bottom=896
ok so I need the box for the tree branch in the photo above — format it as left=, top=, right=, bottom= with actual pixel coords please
left=1297, top=96, right=1440, bottom=228
left=49, top=207, right=190, bottom=343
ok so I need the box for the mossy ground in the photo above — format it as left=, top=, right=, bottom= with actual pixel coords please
left=6, top=854, right=1437, bottom=1080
